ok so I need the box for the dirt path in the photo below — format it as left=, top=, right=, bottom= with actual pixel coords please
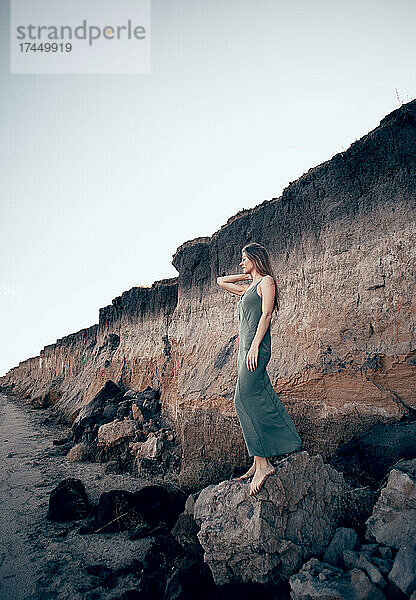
left=0, top=393, right=153, bottom=600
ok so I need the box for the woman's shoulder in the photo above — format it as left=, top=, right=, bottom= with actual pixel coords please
left=258, top=275, right=274, bottom=298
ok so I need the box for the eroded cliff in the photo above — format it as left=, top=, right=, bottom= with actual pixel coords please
left=2, top=100, right=416, bottom=489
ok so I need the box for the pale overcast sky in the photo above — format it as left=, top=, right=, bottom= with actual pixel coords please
left=1, top=0, right=415, bottom=377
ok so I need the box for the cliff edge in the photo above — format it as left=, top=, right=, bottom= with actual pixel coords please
left=1, top=100, right=416, bottom=490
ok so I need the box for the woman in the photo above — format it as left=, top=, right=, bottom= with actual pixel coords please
left=217, top=242, right=302, bottom=496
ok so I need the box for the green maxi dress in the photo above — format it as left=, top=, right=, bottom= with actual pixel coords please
left=233, top=277, right=303, bottom=458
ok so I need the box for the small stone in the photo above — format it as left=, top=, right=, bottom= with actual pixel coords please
left=132, top=403, right=144, bottom=422
left=138, top=436, right=164, bottom=459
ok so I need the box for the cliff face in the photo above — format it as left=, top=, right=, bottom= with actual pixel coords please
left=2, top=101, right=416, bottom=489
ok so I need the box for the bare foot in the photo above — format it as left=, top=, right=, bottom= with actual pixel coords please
left=249, top=464, right=275, bottom=495
left=234, top=461, right=256, bottom=481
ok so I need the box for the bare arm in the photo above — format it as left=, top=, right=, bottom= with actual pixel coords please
left=246, top=276, right=275, bottom=371
left=217, top=273, right=252, bottom=297
left=251, top=276, right=275, bottom=346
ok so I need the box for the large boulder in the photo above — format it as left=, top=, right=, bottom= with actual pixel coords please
left=365, top=458, right=416, bottom=550
left=71, top=380, right=125, bottom=443
left=193, top=451, right=346, bottom=586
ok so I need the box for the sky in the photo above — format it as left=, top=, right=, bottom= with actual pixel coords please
left=1, top=0, right=415, bottom=377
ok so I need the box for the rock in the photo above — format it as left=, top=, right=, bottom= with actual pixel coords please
left=143, top=533, right=181, bottom=571
left=349, top=568, right=387, bottom=600
left=129, top=521, right=169, bottom=540
left=84, top=564, right=117, bottom=592
left=394, top=457, right=416, bottom=477
left=132, top=403, right=144, bottom=422
left=377, top=546, right=393, bottom=560
left=32, top=392, right=54, bottom=408
left=143, top=418, right=161, bottom=434
left=171, top=511, right=203, bottom=560
left=137, top=433, right=181, bottom=479
left=342, top=550, right=386, bottom=588
left=193, top=451, right=346, bottom=585
left=365, top=464, right=416, bottom=549
left=82, top=423, right=100, bottom=444
left=133, top=484, right=181, bottom=527
left=163, top=555, right=215, bottom=600
left=77, top=523, right=95, bottom=535
left=66, top=442, right=93, bottom=462
left=101, top=403, right=118, bottom=422
left=116, top=591, right=144, bottom=600
left=116, top=399, right=134, bottom=419
left=92, top=490, right=145, bottom=533
left=159, top=427, right=176, bottom=442
left=71, top=381, right=124, bottom=443
left=123, top=389, right=138, bottom=400
left=388, top=544, right=416, bottom=595
left=335, top=480, right=376, bottom=537
left=323, top=527, right=360, bottom=567
left=129, top=441, right=143, bottom=456
left=137, top=386, right=160, bottom=402
left=184, top=492, right=198, bottom=514
left=97, top=418, right=140, bottom=447
left=47, top=477, right=90, bottom=521
left=52, top=437, right=71, bottom=446
left=369, top=555, right=393, bottom=576
left=138, top=434, right=164, bottom=459
left=103, top=459, right=122, bottom=474
left=360, top=543, right=379, bottom=556
left=171, top=492, right=204, bottom=558
left=139, top=533, right=184, bottom=599
left=141, top=397, right=161, bottom=419
left=357, top=545, right=393, bottom=576
left=138, top=572, right=165, bottom=600
left=289, top=558, right=387, bottom=600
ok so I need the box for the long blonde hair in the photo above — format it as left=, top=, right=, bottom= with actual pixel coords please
left=242, top=242, right=280, bottom=313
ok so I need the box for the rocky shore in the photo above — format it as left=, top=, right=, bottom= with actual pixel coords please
left=1, top=98, right=416, bottom=600
left=2, top=380, right=415, bottom=600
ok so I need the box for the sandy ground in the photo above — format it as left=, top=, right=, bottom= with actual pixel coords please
left=0, top=392, right=155, bottom=600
